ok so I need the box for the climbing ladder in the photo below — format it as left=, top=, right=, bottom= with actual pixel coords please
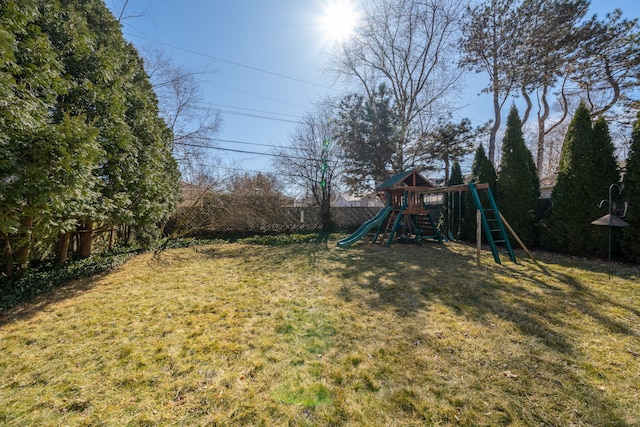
left=373, top=209, right=397, bottom=244
left=372, top=207, right=406, bottom=246
left=468, top=182, right=516, bottom=264
left=373, top=191, right=408, bottom=246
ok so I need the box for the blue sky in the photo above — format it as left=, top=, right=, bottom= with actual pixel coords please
left=104, top=0, right=640, bottom=182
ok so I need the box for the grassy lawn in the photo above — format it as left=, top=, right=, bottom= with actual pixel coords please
left=1, top=241, right=639, bottom=426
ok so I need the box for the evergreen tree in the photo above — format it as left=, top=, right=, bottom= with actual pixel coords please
left=336, top=84, right=400, bottom=193
left=444, top=160, right=464, bottom=238
left=622, top=111, right=640, bottom=262
left=449, top=161, right=464, bottom=187
left=496, top=105, right=540, bottom=246
left=1, top=0, right=179, bottom=274
left=462, top=145, right=497, bottom=242
left=51, top=0, right=179, bottom=256
left=418, top=118, right=482, bottom=184
left=591, top=117, right=623, bottom=255
left=0, top=1, right=102, bottom=272
left=545, top=103, right=619, bottom=256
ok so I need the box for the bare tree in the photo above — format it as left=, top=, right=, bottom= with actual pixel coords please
left=272, top=105, right=343, bottom=231
left=328, top=0, right=466, bottom=171
left=142, top=47, right=222, bottom=172
left=108, top=0, right=150, bottom=23
left=106, top=2, right=223, bottom=176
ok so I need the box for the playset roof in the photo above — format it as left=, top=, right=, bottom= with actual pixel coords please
left=376, top=169, right=434, bottom=191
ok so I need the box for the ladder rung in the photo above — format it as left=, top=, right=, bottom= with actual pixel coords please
left=494, top=240, right=505, bottom=244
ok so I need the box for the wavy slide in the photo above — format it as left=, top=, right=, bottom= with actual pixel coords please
left=336, top=206, right=393, bottom=248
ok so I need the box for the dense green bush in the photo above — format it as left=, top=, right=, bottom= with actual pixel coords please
left=238, top=233, right=339, bottom=246
left=0, top=0, right=179, bottom=276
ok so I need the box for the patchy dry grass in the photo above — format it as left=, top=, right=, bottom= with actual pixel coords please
left=1, top=241, right=639, bottom=426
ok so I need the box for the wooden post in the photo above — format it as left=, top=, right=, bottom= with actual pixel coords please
left=498, top=211, right=547, bottom=273
left=498, top=212, right=532, bottom=260
left=476, top=209, right=481, bottom=266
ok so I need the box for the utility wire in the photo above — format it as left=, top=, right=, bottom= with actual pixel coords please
left=217, top=109, right=301, bottom=124
left=190, top=104, right=303, bottom=124
left=206, top=82, right=306, bottom=109
left=126, top=33, right=336, bottom=91
left=179, top=141, right=317, bottom=162
left=203, top=137, right=294, bottom=150
left=198, top=102, right=302, bottom=119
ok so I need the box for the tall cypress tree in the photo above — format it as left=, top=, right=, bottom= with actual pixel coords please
left=591, top=117, right=622, bottom=255
left=622, top=111, right=640, bottom=262
left=497, top=105, right=540, bottom=246
left=462, top=145, right=497, bottom=242
left=546, top=103, right=619, bottom=256
left=441, top=160, right=464, bottom=238
left=449, top=160, right=463, bottom=187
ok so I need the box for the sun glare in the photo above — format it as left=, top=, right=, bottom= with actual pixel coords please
left=318, top=0, right=359, bottom=44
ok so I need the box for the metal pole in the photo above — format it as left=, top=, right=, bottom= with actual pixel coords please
left=476, top=209, right=481, bottom=266
left=607, top=183, right=619, bottom=279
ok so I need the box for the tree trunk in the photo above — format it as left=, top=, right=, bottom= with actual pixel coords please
left=15, top=217, right=33, bottom=270
left=444, top=157, right=451, bottom=185
left=488, top=87, right=501, bottom=166
left=56, top=232, right=71, bottom=265
left=320, top=197, right=332, bottom=232
left=521, top=88, right=532, bottom=127
left=108, top=226, right=115, bottom=250
left=537, top=86, right=550, bottom=178
left=123, top=225, right=131, bottom=246
left=78, top=221, right=93, bottom=259
left=3, top=240, right=13, bottom=279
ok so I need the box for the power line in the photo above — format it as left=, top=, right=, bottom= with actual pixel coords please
left=190, top=104, right=303, bottom=124
left=217, top=109, right=301, bottom=124
left=125, top=33, right=336, bottom=91
left=206, top=137, right=293, bottom=150
left=206, top=82, right=306, bottom=109
left=179, top=141, right=317, bottom=162
left=199, top=102, right=302, bottom=119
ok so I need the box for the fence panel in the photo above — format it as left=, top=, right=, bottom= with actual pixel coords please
left=164, top=205, right=383, bottom=237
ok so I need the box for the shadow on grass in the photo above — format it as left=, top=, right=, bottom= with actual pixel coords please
left=332, top=241, right=639, bottom=342
left=330, top=240, right=639, bottom=424
left=333, top=243, right=575, bottom=349
left=0, top=273, right=106, bottom=327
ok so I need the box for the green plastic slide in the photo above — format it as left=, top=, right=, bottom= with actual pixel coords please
left=336, top=206, right=393, bottom=248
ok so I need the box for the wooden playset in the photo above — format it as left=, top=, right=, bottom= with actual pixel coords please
left=336, top=170, right=517, bottom=264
